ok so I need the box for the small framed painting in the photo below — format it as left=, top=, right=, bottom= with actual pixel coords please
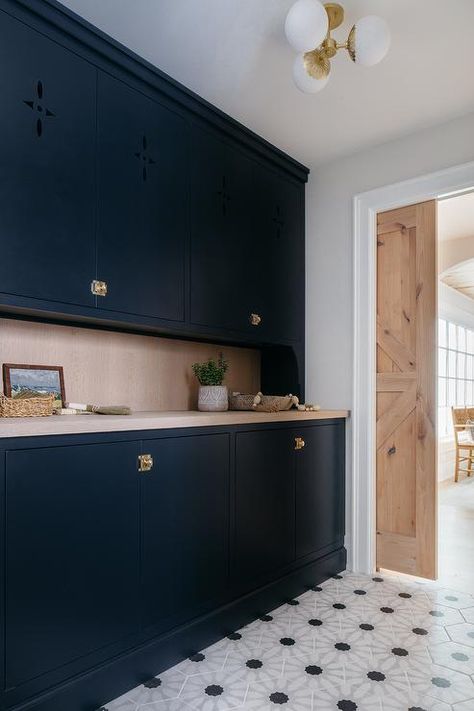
left=3, top=364, right=66, bottom=408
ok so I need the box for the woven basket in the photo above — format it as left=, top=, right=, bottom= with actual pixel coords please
left=0, top=394, right=55, bottom=418
left=228, top=393, right=257, bottom=410
left=229, top=392, right=296, bottom=413
left=255, top=395, right=295, bottom=413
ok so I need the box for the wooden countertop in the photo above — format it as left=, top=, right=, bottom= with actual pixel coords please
left=0, top=409, right=349, bottom=439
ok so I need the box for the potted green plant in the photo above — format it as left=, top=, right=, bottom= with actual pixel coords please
left=192, top=354, right=229, bottom=412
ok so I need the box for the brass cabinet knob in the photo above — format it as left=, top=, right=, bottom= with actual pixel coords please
left=138, top=453, right=153, bottom=472
left=294, top=437, right=305, bottom=451
left=250, top=313, right=262, bottom=326
left=91, top=279, right=108, bottom=297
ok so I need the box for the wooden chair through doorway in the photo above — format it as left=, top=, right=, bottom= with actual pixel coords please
left=452, top=406, right=474, bottom=482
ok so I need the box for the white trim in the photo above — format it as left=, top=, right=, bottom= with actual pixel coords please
left=352, top=160, right=474, bottom=575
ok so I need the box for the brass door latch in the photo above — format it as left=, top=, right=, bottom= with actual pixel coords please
left=138, top=453, right=153, bottom=472
left=91, top=279, right=108, bottom=297
left=294, top=437, right=305, bottom=450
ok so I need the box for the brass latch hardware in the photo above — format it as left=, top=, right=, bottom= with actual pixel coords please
left=138, top=453, right=153, bottom=472
left=294, top=437, right=305, bottom=451
left=91, top=279, right=108, bottom=297
left=250, top=313, right=262, bottom=326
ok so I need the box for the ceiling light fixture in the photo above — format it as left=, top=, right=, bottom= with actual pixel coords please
left=285, top=1, right=390, bottom=93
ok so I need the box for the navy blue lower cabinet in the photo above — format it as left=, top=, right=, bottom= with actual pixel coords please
left=233, top=428, right=296, bottom=587
left=0, top=421, right=345, bottom=711
left=4, top=441, right=141, bottom=689
left=140, top=433, right=230, bottom=633
left=294, top=421, right=345, bottom=559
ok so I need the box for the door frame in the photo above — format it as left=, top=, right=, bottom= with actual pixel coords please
left=351, top=160, right=474, bottom=575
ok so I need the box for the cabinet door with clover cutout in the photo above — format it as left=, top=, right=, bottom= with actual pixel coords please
left=96, top=72, right=186, bottom=322
left=0, top=10, right=96, bottom=306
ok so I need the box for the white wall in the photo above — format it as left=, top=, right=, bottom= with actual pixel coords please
left=305, top=110, right=474, bottom=565
left=305, top=110, right=474, bottom=409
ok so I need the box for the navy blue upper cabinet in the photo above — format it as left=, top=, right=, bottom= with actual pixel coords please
left=4, top=441, right=140, bottom=688
left=295, top=422, right=345, bottom=559
left=0, top=1, right=307, bottom=350
left=189, top=127, right=259, bottom=335
left=0, top=11, right=96, bottom=307
left=253, top=164, right=304, bottom=343
left=96, top=73, right=186, bottom=321
left=233, top=428, right=295, bottom=587
left=141, top=433, right=230, bottom=633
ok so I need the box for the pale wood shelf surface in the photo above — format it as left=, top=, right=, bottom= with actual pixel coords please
left=0, top=409, right=350, bottom=439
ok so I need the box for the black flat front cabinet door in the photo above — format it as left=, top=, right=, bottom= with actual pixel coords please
left=234, top=429, right=295, bottom=586
left=141, top=434, right=229, bottom=632
left=97, top=73, right=186, bottom=321
left=190, top=127, right=257, bottom=334
left=5, top=442, right=140, bottom=688
left=253, top=165, right=304, bottom=343
left=295, top=423, right=345, bottom=559
left=0, top=12, right=96, bottom=306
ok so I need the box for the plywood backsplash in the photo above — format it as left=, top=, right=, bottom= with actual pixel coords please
left=0, top=319, right=261, bottom=411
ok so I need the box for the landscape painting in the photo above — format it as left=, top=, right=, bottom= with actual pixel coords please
left=3, top=364, right=65, bottom=408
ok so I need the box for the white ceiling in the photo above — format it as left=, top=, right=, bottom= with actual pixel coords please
left=441, top=259, right=474, bottom=301
left=58, top=0, right=474, bottom=168
left=438, top=193, right=474, bottom=243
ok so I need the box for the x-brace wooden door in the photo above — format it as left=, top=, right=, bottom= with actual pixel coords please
left=376, top=201, right=437, bottom=579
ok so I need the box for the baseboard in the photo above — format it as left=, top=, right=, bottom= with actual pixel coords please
left=11, top=547, right=346, bottom=711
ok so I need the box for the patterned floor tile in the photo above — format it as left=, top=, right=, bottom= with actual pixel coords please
left=381, top=692, right=452, bottom=710
left=221, top=645, right=285, bottom=684
left=283, top=648, right=346, bottom=690
left=452, top=699, right=474, bottom=710
left=389, top=622, right=450, bottom=650
left=372, top=646, right=433, bottom=677
left=311, top=685, right=383, bottom=711
left=429, top=640, right=474, bottom=675
left=447, top=622, right=474, bottom=648
left=103, top=571, right=474, bottom=711
left=461, top=606, right=474, bottom=625
left=242, top=677, right=314, bottom=710
left=407, top=662, right=474, bottom=704
left=412, top=605, right=465, bottom=628
left=424, top=588, right=474, bottom=610
left=136, top=701, right=197, bottom=711
left=179, top=670, right=249, bottom=710
left=106, top=669, right=184, bottom=709
left=105, top=699, right=138, bottom=711
left=171, top=647, right=228, bottom=677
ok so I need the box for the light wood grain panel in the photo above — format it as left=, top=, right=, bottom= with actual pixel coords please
left=377, top=318, right=416, bottom=372
left=376, top=383, right=416, bottom=447
left=415, top=201, right=437, bottom=579
left=376, top=531, right=417, bottom=576
left=377, top=410, right=416, bottom=537
left=377, top=205, right=417, bottom=230
left=377, top=373, right=416, bottom=392
left=376, top=200, right=437, bottom=579
left=0, top=318, right=260, bottom=411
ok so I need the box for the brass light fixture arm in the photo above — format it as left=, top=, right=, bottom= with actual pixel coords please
left=303, top=4, right=353, bottom=79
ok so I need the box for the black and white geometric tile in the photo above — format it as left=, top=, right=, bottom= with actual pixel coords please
left=104, top=571, right=474, bottom=711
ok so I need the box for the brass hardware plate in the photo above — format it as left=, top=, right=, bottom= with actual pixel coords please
left=324, top=3, right=344, bottom=30
left=91, top=279, right=108, bottom=297
left=138, top=453, right=153, bottom=472
left=250, top=313, right=262, bottom=326
left=295, top=437, right=305, bottom=451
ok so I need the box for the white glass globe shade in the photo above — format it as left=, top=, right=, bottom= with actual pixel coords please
left=292, top=54, right=329, bottom=94
left=285, top=0, right=329, bottom=53
left=351, top=15, right=390, bottom=67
